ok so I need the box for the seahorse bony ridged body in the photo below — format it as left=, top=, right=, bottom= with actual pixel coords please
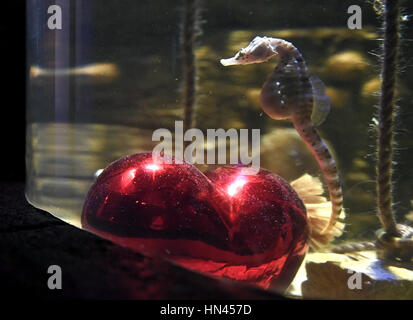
left=221, top=36, right=343, bottom=235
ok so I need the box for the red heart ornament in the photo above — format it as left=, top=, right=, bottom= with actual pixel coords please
left=82, top=152, right=310, bottom=292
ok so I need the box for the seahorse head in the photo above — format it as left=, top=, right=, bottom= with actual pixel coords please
left=221, top=36, right=311, bottom=121
left=220, top=36, right=278, bottom=66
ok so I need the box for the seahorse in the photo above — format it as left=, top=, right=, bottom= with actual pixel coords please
left=221, top=36, right=343, bottom=236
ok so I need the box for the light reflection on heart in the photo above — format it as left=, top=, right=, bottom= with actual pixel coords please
left=82, top=152, right=310, bottom=292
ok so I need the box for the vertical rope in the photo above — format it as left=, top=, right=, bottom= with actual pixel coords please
left=377, top=0, right=400, bottom=237
left=334, top=0, right=413, bottom=260
left=182, top=0, right=201, bottom=136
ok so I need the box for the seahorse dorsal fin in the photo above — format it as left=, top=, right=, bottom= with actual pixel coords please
left=310, top=75, right=331, bottom=126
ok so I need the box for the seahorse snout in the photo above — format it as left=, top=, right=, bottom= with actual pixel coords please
left=220, top=36, right=278, bottom=67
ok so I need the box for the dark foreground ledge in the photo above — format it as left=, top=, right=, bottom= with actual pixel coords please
left=0, top=182, right=283, bottom=300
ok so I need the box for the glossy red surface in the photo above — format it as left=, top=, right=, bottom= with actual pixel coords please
left=82, top=153, right=310, bottom=292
